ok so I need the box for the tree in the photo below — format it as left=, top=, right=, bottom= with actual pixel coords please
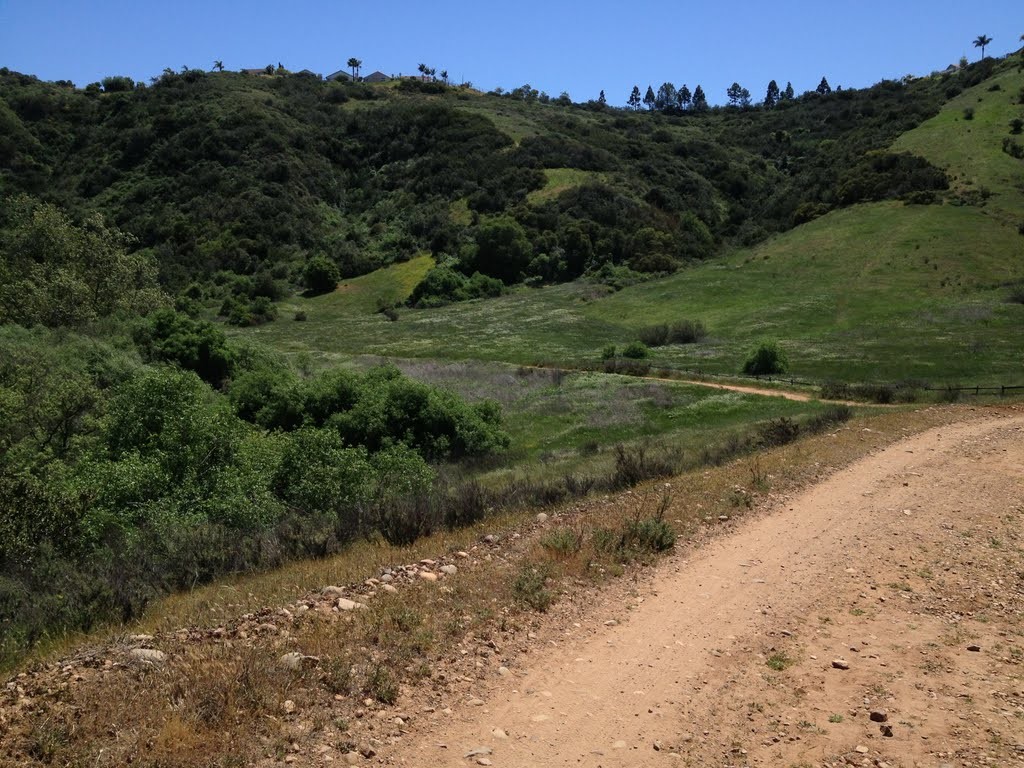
left=973, top=34, right=992, bottom=60
left=677, top=83, right=692, bottom=109
left=692, top=84, right=708, bottom=111
left=783, top=81, right=795, bottom=101
left=655, top=82, right=677, bottom=111
left=213, top=60, right=224, bottom=72
left=628, top=85, right=642, bottom=110
left=816, top=76, right=832, bottom=95
left=440, top=69, right=449, bottom=84
left=347, top=57, right=362, bottom=80
left=302, top=255, right=340, bottom=294
left=727, top=82, right=743, bottom=107
left=468, top=217, right=532, bottom=284
left=643, top=85, right=656, bottom=111
left=417, top=63, right=428, bottom=79
left=764, top=79, right=780, bottom=109
left=598, top=89, right=607, bottom=105
left=739, top=87, right=752, bottom=108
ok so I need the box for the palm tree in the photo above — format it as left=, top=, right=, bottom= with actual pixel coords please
left=440, top=69, right=449, bottom=85
left=347, top=57, right=362, bottom=80
left=213, top=60, right=224, bottom=72
left=973, top=34, right=993, bottom=60
left=417, top=63, right=429, bottom=80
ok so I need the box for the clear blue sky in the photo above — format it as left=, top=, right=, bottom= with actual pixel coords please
left=1, top=0, right=1021, bottom=106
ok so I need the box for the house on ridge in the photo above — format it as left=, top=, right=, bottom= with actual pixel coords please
left=326, top=69, right=354, bottom=82
left=362, top=71, right=392, bottom=83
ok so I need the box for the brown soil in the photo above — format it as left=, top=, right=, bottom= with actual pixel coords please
left=382, top=412, right=1024, bottom=767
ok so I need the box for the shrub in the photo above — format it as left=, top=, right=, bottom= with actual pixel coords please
left=742, top=341, right=787, bottom=376
left=758, top=417, right=800, bottom=447
left=637, top=323, right=669, bottom=347
left=622, top=341, right=649, bottom=359
left=819, top=380, right=850, bottom=400
left=134, top=308, right=235, bottom=386
left=805, top=405, right=853, bottom=432
left=540, top=527, right=582, bottom=557
left=512, top=563, right=554, bottom=611
left=1007, top=286, right=1024, bottom=304
left=1010, top=118, right=1024, bottom=135
left=302, top=255, right=340, bottom=295
left=600, top=344, right=617, bottom=360
left=668, top=319, right=707, bottom=344
left=1002, top=137, right=1024, bottom=159
left=963, top=107, right=975, bottom=120
left=294, top=311, right=307, bottom=321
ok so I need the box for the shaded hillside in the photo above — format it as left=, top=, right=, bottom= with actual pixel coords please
left=0, top=65, right=952, bottom=294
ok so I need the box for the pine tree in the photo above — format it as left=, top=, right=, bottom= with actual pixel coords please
left=628, top=85, right=642, bottom=111
left=655, top=82, right=677, bottom=111
left=643, top=85, right=656, bottom=111
left=677, top=84, right=692, bottom=109
left=783, top=81, right=795, bottom=100
left=764, top=80, right=780, bottom=109
left=816, top=76, right=832, bottom=95
left=727, top=82, right=743, bottom=107
left=692, top=84, right=708, bottom=111
left=598, top=90, right=607, bottom=105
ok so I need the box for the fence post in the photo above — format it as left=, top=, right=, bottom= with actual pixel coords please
left=975, top=386, right=979, bottom=396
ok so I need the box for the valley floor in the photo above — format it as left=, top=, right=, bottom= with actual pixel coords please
left=381, top=410, right=1024, bottom=767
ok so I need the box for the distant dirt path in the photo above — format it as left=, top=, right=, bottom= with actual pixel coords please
left=385, top=412, right=1024, bottom=767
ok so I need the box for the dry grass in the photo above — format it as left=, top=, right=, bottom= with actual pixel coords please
left=0, top=404, right=989, bottom=767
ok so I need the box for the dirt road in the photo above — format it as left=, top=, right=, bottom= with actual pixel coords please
left=386, top=412, right=1024, bottom=767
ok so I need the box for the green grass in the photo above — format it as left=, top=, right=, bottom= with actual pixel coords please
left=527, top=168, right=605, bottom=205
left=894, top=64, right=1024, bottom=222
left=242, top=199, right=1024, bottom=384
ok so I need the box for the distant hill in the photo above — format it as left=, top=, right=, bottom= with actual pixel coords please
left=0, top=63, right=955, bottom=296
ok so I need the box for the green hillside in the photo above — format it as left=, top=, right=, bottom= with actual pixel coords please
left=244, top=62, right=1024, bottom=385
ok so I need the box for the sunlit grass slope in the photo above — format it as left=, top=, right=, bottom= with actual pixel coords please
left=240, top=67, right=1024, bottom=385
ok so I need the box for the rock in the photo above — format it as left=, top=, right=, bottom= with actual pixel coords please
left=879, top=724, right=893, bottom=737
left=382, top=584, right=398, bottom=594
left=653, top=740, right=663, bottom=751
left=536, top=513, right=548, bottom=523
left=456, top=551, right=470, bottom=558
left=604, top=620, right=618, bottom=626
left=343, top=753, right=361, bottom=766
left=128, top=648, right=166, bottom=667
left=323, top=586, right=346, bottom=598
left=491, top=728, right=508, bottom=739
left=419, top=571, right=438, bottom=583
left=358, top=743, right=376, bottom=758
left=464, top=746, right=493, bottom=758
left=283, top=699, right=296, bottom=715
left=440, top=564, right=458, bottom=576
left=483, top=534, right=497, bottom=544
left=477, top=759, right=493, bottom=766
left=279, top=652, right=305, bottom=671
left=869, top=710, right=888, bottom=723
left=497, top=666, right=510, bottom=676
left=337, top=598, right=363, bottom=611
left=420, top=559, right=436, bottom=566
left=468, top=698, right=485, bottom=706
left=380, top=573, right=393, bottom=583
left=831, top=659, right=850, bottom=670
left=967, top=644, right=981, bottom=652
left=612, top=740, right=627, bottom=749
left=854, top=745, right=869, bottom=754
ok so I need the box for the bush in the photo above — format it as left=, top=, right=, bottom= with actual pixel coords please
left=742, top=341, right=787, bottom=376
left=758, top=417, right=800, bottom=447
left=963, top=107, right=975, bottom=120
left=601, top=344, right=617, bottom=360
left=302, top=255, right=340, bottom=295
left=622, top=341, right=649, bottom=359
left=805, top=405, right=853, bottom=432
left=513, top=563, right=554, bottom=611
left=1010, top=118, right=1024, bottom=135
left=134, top=308, right=235, bottom=386
left=669, top=319, right=707, bottom=344
left=637, top=323, right=669, bottom=347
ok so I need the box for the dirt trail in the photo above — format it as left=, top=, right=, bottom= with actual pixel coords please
left=386, top=412, right=1024, bottom=767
